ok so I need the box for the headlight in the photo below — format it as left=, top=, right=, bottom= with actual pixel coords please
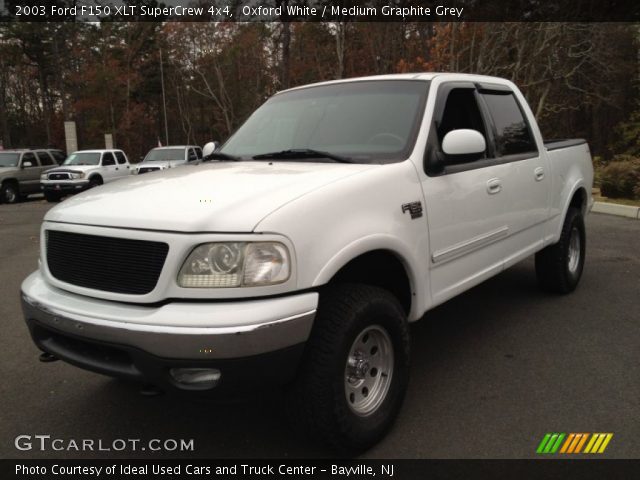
left=70, top=172, right=84, bottom=179
left=178, top=242, right=290, bottom=288
left=40, top=174, right=47, bottom=180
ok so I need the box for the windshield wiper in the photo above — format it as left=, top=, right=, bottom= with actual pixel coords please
left=252, top=149, right=353, bottom=163
left=201, top=151, right=240, bottom=162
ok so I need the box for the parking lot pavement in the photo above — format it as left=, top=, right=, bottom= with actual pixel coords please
left=1, top=199, right=638, bottom=459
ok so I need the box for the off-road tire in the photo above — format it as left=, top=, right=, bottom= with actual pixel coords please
left=535, top=207, right=586, bottom=293
left=287, top=284, right=410, bottom=454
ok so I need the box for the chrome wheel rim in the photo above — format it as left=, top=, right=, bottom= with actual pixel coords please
left=568, top=227, right=581, bottom=273
left=4, top=186, right=16, bottom=203
left=344, top=325, right=394, bottom=416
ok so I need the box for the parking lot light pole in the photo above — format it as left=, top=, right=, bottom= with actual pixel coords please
left=160, top=47, right=169, bottom=146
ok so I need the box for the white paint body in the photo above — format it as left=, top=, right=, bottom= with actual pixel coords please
left=22, top=73, right=594, bottom=363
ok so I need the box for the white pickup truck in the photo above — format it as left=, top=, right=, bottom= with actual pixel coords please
left=21, top=73, right=593, bottom=452
left=41, top=149, right=131, bottom=202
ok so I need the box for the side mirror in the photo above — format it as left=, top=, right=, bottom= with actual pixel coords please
left=442, top=129, right=486, bottom=156
left=22, top=161, right=33, bottom=168
left=202, top=141, right=219, bottom=158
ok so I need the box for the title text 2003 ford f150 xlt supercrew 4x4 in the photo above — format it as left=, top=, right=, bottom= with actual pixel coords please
left=21, top=73, right=593, bottom=452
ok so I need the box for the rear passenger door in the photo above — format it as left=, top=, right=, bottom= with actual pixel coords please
left=34, top=151, right=56, bottom=192
left=100, top=152, right=119, bottom=182
left=422, top=82, right=511, bottom=305
left=476, top=84, right=549, bottom=265
left=114, top=151, right=130, bottom=178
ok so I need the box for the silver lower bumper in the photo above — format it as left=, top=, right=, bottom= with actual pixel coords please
left=21, top=271, right=317, bottom=360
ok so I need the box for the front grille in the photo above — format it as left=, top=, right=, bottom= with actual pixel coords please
left=46, top=230, right=169, bottom=295
left=138, top=167, right=160, bottom=174
left=49, top=172, right=71, bottom=180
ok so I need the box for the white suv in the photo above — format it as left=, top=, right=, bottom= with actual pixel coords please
left=41, top=149, right=130, bottom=202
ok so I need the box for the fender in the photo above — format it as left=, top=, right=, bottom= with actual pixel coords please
left=313, top=233, right=427, bottom=321
left=552, top=179, right=587, bottom=245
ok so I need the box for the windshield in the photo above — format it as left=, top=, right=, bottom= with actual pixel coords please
left=220, top=80, right=429, bottom=163
left=63, top=152, right=101, bottom=166
left=0, top=153, right=20, bottom=167
left=143, top=148, right=185, bottom=162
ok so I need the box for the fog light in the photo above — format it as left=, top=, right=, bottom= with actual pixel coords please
left=170, top=368, right=221, bottom=388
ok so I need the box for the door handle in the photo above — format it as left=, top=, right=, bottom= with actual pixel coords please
left=534, top=167, right=545, bottom=181
left=486, top=178, right=502, bottom=195
left=115, top=167, right=119, bottom=170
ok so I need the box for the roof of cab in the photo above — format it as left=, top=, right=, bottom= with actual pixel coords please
left=278, top=72, right=515, bottom=95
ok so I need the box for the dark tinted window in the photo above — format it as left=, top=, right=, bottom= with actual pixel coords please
left=102, top=152, right=116, bottom=166
left=195, top=147, right=203, bottom=159
left=481, top=93, right=536, bottom=156
left=115, top=151, right=127, bottom=164
left=22, top=152, right=37, bottom=167
left=49, top=150, right=66, bottom=164
left=188, top=148, right=197, bottom=161
left=37, top=151, right=54, bottom=166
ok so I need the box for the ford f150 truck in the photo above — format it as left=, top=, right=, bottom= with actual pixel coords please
left=21, top=73, right=593, bottom=452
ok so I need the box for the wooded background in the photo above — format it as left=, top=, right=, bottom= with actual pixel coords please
left=0, top=21, right=638, bottom=162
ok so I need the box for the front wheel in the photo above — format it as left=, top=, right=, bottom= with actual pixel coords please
left=1, top=182, right=20, bottom=204
left=88, top=176, right=103, bottom=188
left=44, top=191, right=62, bottom=203
left=535, top=207, right=586, bottom=293
left=287, top=284, right=410, bottom=453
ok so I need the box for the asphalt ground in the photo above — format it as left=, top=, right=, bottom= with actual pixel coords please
left=0, top=197, right=638, bottom=459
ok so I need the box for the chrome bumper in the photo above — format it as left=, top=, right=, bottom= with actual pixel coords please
left=21, top=271, right=317, bottom=360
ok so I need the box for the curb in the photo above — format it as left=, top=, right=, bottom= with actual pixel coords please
left=592, top=201, right=640, bottom=219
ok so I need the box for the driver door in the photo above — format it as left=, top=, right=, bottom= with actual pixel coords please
left=422, top=82, right=511, bottom=305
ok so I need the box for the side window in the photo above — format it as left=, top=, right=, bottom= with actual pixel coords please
left=187, top=148, right=197, bottom=161
left=50, top=150, right=66, bottom=164
left=102, top=152, right=116, bottom=166
left=437, top=88, right=487, bottom=164
left=480, top=92, right=537, bottom=156
left=22, top=152, right=37, bottom=167
left=195, top=147, right=203, bottom=159
left=114, top=151, right=126, bottom=164
left=37, top=151, right=54, bottom=166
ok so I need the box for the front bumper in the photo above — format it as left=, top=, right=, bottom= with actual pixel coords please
left=21, top=271, right=317, bottom=391
left=41, top=180, right=90, bottom=193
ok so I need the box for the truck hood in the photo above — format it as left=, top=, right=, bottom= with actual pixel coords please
left=45, top=161, right=375, bottom=232
left=45, top=165, right=100, bottom=174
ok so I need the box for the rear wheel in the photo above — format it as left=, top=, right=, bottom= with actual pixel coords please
left=1, top=182, right=20, bottom=204
left=535, top=207, right=586, bottom=293
left=287, top=284, right=410, bottom=453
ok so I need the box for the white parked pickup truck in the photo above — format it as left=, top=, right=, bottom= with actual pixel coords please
left=41, top=149, right=131, bottom=202
left=21, top=73, right=593, bottom=452
left=131, top=145, right=203, bottom=175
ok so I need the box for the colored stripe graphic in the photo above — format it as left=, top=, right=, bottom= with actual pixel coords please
left=537, top=433, right=565, bottom=454
left=574, top=433, right=589, bottom=453
left=560, top=433, right=575, bottom=453
left=537, top=433, right=613, bottom=455
left=584, top=433, right=613, bottom=454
